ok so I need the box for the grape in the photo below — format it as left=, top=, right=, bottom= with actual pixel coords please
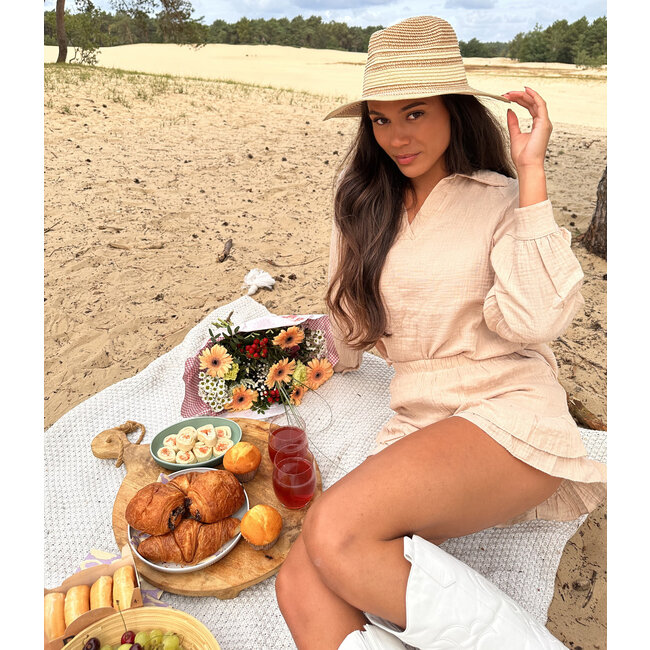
left=134, top=632, right=150, bottom=646
left=83, top=639, right=101, bottom=650
left=161, top=634, right=180, bottom=650
left=117, top=645, right=133, bottom=650
left=99, top=646, right=112, bottom=650
left=132, top=644, right=144, bottom=650
left=121, top=631, right=136, bottom=644
left=150, top=629, right=163, bottom=639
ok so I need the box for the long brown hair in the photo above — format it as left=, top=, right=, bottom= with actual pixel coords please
left=326, top=94, right=515, bottom=349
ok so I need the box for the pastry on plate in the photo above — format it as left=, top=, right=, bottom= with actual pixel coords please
left=163, top=434, right=178, bottom=450
left=176, top=450, right=196, bottom=465
left=125, top=482, right=186, bottom=536
left=213, top=438, right=234, bottom=456
left=196, top=424, right=217, bottom=446
left=157, top=446, right=176, bottom=463
left=176, top=427, right=197, bottom=451
left=215, top=425, right=232, bottom=439
left=194, top=444, right=213, bottom=462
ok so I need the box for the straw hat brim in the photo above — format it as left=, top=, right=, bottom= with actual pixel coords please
left=324, top=87, right=510, bottom=120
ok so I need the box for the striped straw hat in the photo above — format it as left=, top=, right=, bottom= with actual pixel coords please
left=324, top=15, right=509, bottom=120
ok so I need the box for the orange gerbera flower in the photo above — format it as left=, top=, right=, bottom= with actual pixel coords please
left=273, top=326, right=305, bottom=349
left=290, top=384, right=308, bottom=406
left=305, top=358, right=333, bottom=390
left=265, top=358, right=296, bottom=388
left=225, top=385, right=258, bottom=411
left=198, top=344, right=233, bottom=378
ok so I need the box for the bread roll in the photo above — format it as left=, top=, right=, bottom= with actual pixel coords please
left=90, top=575, right=113, bottom=609
left=223, top=442, right=262, bottom=482
left=240, top=504, right=283, bottom=551
left=44, top=592, right=66, bottom=640
left=112, top=565, right=135, bottom=611
left=64, top=584, right=90, bottom=627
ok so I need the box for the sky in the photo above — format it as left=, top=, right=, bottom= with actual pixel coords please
left=43, top=0, right=607, bottom=43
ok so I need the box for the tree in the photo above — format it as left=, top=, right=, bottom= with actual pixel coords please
left=55, top=0, right=67, bottom=63
left=582, top=168, right=607, bottom=259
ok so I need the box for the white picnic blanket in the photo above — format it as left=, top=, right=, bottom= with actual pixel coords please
left=44, top=296, right=607, bottom=649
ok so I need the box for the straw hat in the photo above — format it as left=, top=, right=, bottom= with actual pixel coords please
left=324, top=16, right=510, bottom=120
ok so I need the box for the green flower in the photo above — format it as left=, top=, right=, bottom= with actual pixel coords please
left=292, top=360, right=308, bottom=386
left=223, top=361, right=240, bottom=381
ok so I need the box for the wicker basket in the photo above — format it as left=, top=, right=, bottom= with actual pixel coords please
left=65, top=607, right=220, bottom=649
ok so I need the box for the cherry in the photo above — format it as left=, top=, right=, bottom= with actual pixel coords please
left=121, top=630, right=136, bottom=644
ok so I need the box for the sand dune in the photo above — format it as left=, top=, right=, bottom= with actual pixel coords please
left=44, top=44, right=606, bottom=128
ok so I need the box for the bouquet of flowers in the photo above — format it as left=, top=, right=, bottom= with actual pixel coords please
left=194, top=317, right=334, bottom=416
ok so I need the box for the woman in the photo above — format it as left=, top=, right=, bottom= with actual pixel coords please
left=275, top=16, right=606, bottom=649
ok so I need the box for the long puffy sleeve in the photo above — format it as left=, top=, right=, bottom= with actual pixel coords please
left=482, top=197, right=585, bottom=344
left=327, top=220, right=363, bottom=373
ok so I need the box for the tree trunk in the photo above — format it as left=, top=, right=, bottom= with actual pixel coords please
left=56, top=0, right=67, bottom=64
left=583, top=167, right=607, bottom=259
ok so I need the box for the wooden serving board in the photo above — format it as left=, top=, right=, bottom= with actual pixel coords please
left=91, top=418, right=322, bottom=599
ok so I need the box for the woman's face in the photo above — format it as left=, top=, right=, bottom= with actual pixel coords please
left=367, top=96, right=451, bottom=188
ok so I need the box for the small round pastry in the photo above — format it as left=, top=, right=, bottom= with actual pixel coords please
left=223, top=441, right=262, bottom=482
left=157, top=446, right=176, bottom=463
left=176, top=449, right=196, bottom=465
left=176, top=427, right=197, bottom=451
left=213, top=438, right=234, bottom=457
left=194, top=444, right=213, bottom=463
left=215, top=425, right=232, bottom=439
left=163, top=434, right=178, bottom=450
left=240, top=504, right=283, bottom=551
left=197, top=424, right=217, bottom=446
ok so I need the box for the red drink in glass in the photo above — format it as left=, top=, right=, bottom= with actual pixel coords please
left=268, top=426, right=307, bottom=462
left=274, top=440, right=311, bottom=465
left=272, top=455, right=316, bottom=509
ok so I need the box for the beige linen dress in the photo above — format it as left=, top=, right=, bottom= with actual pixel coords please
left=329, top=169, right=606, bottom=524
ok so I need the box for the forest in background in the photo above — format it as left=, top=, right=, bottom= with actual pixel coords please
left=44, top=6, right=607, bottom=66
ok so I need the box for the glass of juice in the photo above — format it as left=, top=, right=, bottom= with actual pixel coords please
left=273, top=439, right=311, bottom=465
left=268, top=426, right=308, bottom=462
left=272, top=451, right=317, bottom=509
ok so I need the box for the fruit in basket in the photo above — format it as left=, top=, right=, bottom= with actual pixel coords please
left=162, top=634, right=181, bottom=650
left=121, top=631, right=136, bottom=644
left=83, top=639, right=101, bottom=650
left=134, top=631, right=150, bottom=646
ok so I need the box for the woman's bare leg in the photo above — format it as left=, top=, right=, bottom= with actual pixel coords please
left=278, top=416, right=562, bottom=647
left=276, top=535, right=367, bottom=649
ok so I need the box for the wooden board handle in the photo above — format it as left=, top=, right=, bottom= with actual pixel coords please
left=91, top=421, right=146, bottom=467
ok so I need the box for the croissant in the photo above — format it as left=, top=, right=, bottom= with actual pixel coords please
left=137, top=517, right=241, bottom=564
left=125, top=482, right=186, bottom=536
left=172, top=470, right=245, bottom=523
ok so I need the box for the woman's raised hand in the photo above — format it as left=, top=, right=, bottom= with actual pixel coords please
left=502, top=87, right=552, bottom=172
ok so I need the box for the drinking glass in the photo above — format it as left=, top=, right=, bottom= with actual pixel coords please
left=273, top=439, right=311, bottom=465
left=272, top=451, right=317, bottom=509
left=268, top=425, right=308, bottom=462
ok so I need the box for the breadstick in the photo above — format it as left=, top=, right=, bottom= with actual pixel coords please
left=44, top=592, right=66, bottom=640
left=112, top=565, right=135, bottom=611
left=90, top=575, right=113, bottom=609
left=64, top=584, right=90, bottom=627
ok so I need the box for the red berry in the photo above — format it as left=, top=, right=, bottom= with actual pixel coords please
left=121, top=631, right=136, bottom=644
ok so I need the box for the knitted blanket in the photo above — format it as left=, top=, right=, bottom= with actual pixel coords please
left=44, top=296, right=607, bottom=649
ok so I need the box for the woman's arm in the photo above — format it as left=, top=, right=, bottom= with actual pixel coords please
left=502, top=86, right=551, bottom=208
left=483, top=88, right=584, bottom=344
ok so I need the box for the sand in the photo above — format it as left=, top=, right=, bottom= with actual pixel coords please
left=44, top=45, right=607, bottom=649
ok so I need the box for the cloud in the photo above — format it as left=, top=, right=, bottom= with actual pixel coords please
left=445, top=0, right=497, bottom=8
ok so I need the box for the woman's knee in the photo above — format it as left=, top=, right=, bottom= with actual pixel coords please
left=301, top=492, right=362, bottom=585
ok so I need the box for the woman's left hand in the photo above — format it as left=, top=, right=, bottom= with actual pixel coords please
left=502, top=87, right=552, bottom=172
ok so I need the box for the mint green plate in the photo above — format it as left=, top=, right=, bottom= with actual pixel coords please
left=150, top=416, right=243, bottom=471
